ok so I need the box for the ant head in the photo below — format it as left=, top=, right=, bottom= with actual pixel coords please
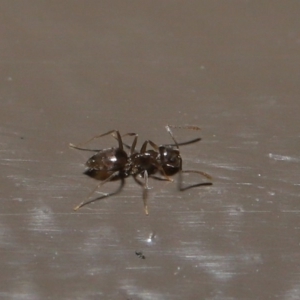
left=159, top=146, right=182, bottom=175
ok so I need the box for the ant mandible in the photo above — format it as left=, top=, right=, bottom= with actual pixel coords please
left=69, top=125, right=212, bottom=215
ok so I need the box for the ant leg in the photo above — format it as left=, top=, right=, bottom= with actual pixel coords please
left=73, top=171, right=121, bottom=210
left=112, top=132, right=138, bottom=154
left=70, top=130, right=123, bottom=151
left=140, top=140, right=149, bottom=153
left=140, top=140, right=160, bottom=152
left=140, top=139, right=160, bottom=153
left=68, top=146, right=99, bottom=152
left=143, top=171, right=150, bottom=215
left=133, top=171, right=150, bottom=215
left=148, top=140, right=159, bottom=151
left=150, top=159, right=174, bottom=182
left=182, top=170, right=212, bottom=180
left=131, top=136, right=138, bottom=154
left=178, top=170, right=212, bottom=191
left=121, top=133, right=138, bottom=155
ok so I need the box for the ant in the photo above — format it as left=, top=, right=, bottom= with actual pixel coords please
left=69, top=126, right=212, bottom=215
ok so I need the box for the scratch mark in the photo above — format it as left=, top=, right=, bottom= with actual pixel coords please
left=268, top=153, right=300, bottom=162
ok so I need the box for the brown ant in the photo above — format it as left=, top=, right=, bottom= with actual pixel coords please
left=69, top=126, right=212, bottom=215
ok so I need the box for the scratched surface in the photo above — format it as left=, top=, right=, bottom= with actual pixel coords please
left=1, top=1, right=300, bottom=299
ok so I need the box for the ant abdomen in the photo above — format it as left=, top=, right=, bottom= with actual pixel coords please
left=84, top=147, right=128, bottom=180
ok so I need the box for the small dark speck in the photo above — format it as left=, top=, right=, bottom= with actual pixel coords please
left=135, top=251, right=146, bottom=259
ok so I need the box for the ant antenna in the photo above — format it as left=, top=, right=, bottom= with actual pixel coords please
left=165, top=125, right=179, bottom=149
left=165, top=125, right=201, bottom=149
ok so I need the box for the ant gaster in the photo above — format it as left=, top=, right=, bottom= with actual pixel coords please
left=69, top=126, right=212, bottom=215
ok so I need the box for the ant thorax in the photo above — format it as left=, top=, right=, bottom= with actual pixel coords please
left=128, top=151, right=158, bottom=176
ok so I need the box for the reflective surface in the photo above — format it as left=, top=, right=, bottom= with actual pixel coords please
left=1, top=1, right=300, bottom=299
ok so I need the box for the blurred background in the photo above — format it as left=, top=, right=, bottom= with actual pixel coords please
left=1, top=1, right=299, bottom=299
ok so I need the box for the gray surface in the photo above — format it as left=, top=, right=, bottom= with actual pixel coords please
left=1, top=1, right=300, bottom=299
